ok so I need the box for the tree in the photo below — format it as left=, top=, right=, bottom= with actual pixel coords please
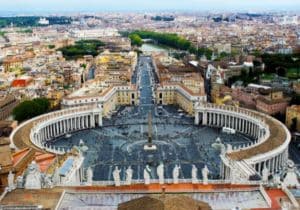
left=129, top=34, right=142, bottom=46
left=48, top=44, right=55, bottom=49
left=13, top=98, right=50, bottom=122
left=58, top=40, right=104, bottom=60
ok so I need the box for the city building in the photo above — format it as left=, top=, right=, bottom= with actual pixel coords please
left=153, top=54, right=207, bottom=114
left=286, top=105, right=300, bottom=132
left=0, top=95, right=19, bottom=120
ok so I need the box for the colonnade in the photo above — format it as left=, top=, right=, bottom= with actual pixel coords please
left=252, top=148, right=289, bottom=175
left=29, top=105, right=102, bottom=154
left=195, top=111, right=265, bottom=140
left=194, top=103, right=291, bottom=181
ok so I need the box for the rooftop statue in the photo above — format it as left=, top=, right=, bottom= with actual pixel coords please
left=202, top=165, right=209, bottom=185
left=125, top=166, right=133, bottom=185
left=24, top=161, right=42, bottom=189
left=144, top=165, right=151, bottom=185
left=157, top=162, right=164, bottom=184
left=113, top=166, right=121, bottom=187
left=173, top=164, right=180, bottom=184
left=191, top=165, right=198, bottom=184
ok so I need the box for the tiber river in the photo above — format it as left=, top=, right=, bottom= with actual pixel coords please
left=140, top=43, right=170, bottom=53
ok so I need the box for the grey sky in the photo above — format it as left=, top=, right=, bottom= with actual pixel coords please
left=0, top=0, right=300, bottom=13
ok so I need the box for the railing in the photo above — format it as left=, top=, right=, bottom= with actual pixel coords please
left=259, top=184, right=272, bottom=207
left=90, top=179, right=261, bottom=187
left=0, top=187, right=8, bottom=202
left=281, top=184, right=300, bottom=208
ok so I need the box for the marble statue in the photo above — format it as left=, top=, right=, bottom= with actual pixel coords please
left=273, top=173, right=281, bottom=186
left=78, top=139, right=89, bottom=153
left=157, top=162, right=164, bottom=184
left=125, top=166, right=133, bottom=185
left=212, top=137, right=226, bottom=155
left=44, top=175, right=53, bottom=188
left=191, top=165, right=198, bottom=184
left=283, top=160, right=300, bottom=187
left=227, top=144, right=233, bottom=153
left=262, top=164, right=269, bottom=183
left=172, top=165, right=180, bottom=184
left=7, top=171, right=15, bottom=191
left=52, top=168, right=60, bottom=185
left=112, top=166, right=121, bottom=186
left=86, top=167, right=93, bottom=185
left=24, top=161, right=42, bottom=189
left=144, top=165, right=151, bottom=185
left=16, top=176, right=24, bottom=189
left=202, top=165, right=209, bottom=185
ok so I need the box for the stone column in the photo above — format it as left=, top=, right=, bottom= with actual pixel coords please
left=50, top=125, right=53, bottom=138
left=258, top=162, right=262, bottom=174
left=203, top=112, right=207, bottom=125
left=217, top=114, right=220, bottom=127
left=194, top=112, right=199, bottom=125
left=220, top=114, right=224, bottom=127
left=47, top=126, right=50, bottom=139
left=75, top=117, right=78, bottom=130
left=90, top=114, right=95, bottom=127
left=98, top=113, right=103, bottom=127
left=241, top=119, right=244, bottom=132
left=85, top=116, right=89, bottom=128
left=207, top=112, right=211, bottom=125
left=275, top=156, right=278, bottom=171
left=64, top=120, right=67, bottom=133
left=43, top=127, right=46, bottom=140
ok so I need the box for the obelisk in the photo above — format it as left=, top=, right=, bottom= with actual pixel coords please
left=144, top=112, right=157, bottom=150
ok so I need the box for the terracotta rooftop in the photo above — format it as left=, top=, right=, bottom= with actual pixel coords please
left=0, top=188, right=63, bottom=209
left=1, top=184, right=291, bottom=210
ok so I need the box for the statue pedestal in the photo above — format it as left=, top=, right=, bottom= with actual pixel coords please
left=144, top=144, right=157, bottom=151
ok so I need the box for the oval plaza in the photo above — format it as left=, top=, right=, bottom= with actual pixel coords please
left=8, top=52, right=297, bottom=209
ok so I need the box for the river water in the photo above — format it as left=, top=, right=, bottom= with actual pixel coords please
left=140, top=43, right=170, bottom=53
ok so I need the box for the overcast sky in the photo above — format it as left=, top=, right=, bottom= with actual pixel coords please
left=0, top=0, right=300, bottom=13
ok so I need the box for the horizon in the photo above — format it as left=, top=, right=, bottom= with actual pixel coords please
left=0, top=0, right=300, bottom=15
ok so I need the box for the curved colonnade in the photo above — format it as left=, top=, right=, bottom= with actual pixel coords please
left=195, top=103, right=291, bottom=181
left=10, top=103, right=290, bottom=183
left=10, top=105, right=102, bottom=154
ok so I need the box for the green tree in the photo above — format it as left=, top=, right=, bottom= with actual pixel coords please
left=58, top=40, right=104, bottom=60
left=129, top=34, right=142, bottom=46
left=13, top=98, right=50, bottom=122
left=48, top=44, right=55, bottom=49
